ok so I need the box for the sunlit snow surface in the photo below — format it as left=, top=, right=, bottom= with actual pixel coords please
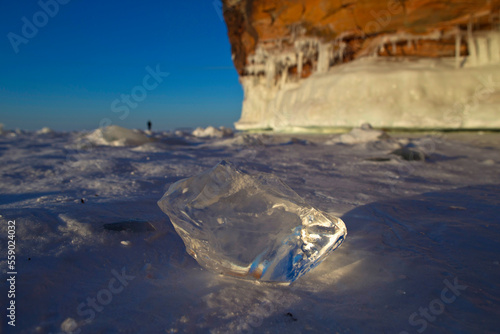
left=0, top=128, right=499, bottom=333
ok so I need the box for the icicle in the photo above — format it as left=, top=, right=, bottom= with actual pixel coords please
left=317, top=43, right=330, bottom=73
left=455, top=29, right=461, bottom=68
left=468, top=15, right=478, bottom=66
left=498, top=10, right=500, bottom=31
left=339, top=42, right=346, bottom=63
left=477, top=36, right=490, bottom=65
left=266, top=58, right=276, bottom=88
left=490, top=32, right=500, bottom=63
left=297, top=51, right=304, bottom=78
left=280, top=65, right=288, bottom=87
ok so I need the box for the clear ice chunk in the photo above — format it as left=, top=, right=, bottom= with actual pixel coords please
left=157, top=161, right=347, bottom=282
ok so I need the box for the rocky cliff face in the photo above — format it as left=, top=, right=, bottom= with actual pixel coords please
left=222, top=0, right=500, bottom=130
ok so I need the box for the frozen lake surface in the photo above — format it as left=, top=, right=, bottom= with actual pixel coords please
left=0, top=128, right=499, bottom=333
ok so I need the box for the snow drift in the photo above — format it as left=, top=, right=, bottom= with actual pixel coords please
left=85, top=125, right=153, bottom=146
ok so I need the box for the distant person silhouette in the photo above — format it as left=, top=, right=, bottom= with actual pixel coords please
left=147, top=120, right=152, bottom=131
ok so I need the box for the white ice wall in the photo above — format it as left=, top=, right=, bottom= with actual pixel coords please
left=236, top=56, right=500, bottom=130
left=236, top=31, right=500, bottom=131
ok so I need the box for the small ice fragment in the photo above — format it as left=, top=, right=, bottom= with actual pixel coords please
left=121, top=240, right=131, bottom=246
left=192, top=126, right=233, bottom=138
left=61, top=318, right=78, bottom=333
left=391, top=147, right=427, bottom=161
left=326, top=124, right=386, bottom=144
left=360, top=123, right=373, bottom=130
left=86, top=125, right=152, bottom=146
left=36, top=127, right=55, bottom=134
left=157, top=161, right=347, bottom=282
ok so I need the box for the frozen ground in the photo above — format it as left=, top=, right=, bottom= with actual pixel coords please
left=0, top=127, right=499, bottom=333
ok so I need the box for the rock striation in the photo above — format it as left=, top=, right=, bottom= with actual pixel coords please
left=222, top=0, right=500, bottom=130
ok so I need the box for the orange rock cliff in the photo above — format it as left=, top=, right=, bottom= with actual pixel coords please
left=222, top=0, right=500, bottom=130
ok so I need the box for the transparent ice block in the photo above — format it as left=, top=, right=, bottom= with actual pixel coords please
left=158, top=161, right=347, bottom=282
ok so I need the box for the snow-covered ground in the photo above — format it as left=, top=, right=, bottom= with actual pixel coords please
left=0, top=126, right=499, bottom=333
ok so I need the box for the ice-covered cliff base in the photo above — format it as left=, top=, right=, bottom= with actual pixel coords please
left=236, top=57, right=500, bottom=131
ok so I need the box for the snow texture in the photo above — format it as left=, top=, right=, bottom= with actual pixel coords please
left=0, top=127, right=499, bottom=333
left=192, top=126, right=233, bottom=138
left=325, top=123, right=387, bottom=144
left=85, top=125, right=153, bottom=146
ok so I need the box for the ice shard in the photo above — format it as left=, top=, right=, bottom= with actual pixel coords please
left=157, top=161, right=347, bottom=282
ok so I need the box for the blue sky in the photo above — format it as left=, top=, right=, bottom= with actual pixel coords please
left=0, top=0, right=243, bottom=131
